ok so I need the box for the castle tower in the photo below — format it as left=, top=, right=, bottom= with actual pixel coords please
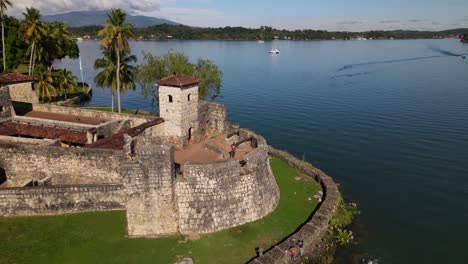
left=158, top=74, right=200, bottom=146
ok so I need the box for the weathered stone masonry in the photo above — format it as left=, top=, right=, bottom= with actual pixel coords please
left=176, top=140, right=279, bottom=234
left=249, top=147, right=340, bottom=264
left=0, top=73, right=281, bottom=240
left=0, top=144, right=122, bottom=186
left=0, top=184, right=124, bottom=217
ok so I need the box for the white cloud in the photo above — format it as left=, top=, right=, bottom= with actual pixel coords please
left=8, top=0, right=160, bottom=16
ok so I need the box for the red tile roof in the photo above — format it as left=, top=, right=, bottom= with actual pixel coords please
left=0, top=73, right=36, bottom=85
left=85, top=118, right=165, bottom=150
left=158, top=74, right=200, bottom=87
left=0, top=122, right=88, bottom=145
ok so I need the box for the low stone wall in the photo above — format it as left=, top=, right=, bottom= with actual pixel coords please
left=32, top=104, right=155, bottom=127
left=249, top=146, right=340, bottom=264
left=7, top=82, right=38, bottom=104
left=0, top=135, right=59, bottom=146
left=0, top=184, right=124, bottom=216
left=175, top=129, right=279, bottom=234
left=12, top=116, right=95, bottom=131
left=0, top=144, right=123, bottom=187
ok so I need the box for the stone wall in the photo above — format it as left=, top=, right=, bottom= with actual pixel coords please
left=32, top=104, right=155, bottom=127
left=0, top=86, right=13, bottom=122
left=0, top=184, right=124, bottom=216
left=7, top=82, right=39, bottom=104
left=175, top=129, right=279, bottom=234
left=122, top=138, right=178, bottom=237
left=11, top=115, right=96, bottom=132
left=249, top=147, right=340, bottom=264
left=198, top=101, right=226, bottom=136
left=0, top=144, right=123, bottom=187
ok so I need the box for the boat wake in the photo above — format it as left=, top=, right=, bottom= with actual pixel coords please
left=338, top=55, right=444, bottom=71
left=338, top=46, right=467, bottom=72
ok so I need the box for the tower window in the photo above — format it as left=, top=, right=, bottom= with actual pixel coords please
left=188, top=94, right=191, bottom=101
left=168, top=95, right=173, bottom=103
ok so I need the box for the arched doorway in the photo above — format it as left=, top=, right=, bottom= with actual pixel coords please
left=188, top=127, right=193, bottom=141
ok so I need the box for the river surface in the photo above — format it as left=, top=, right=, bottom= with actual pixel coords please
left=60, top=39, right=468, bottom=264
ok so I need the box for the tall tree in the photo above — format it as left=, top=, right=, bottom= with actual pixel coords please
left=54, top=69, right=78, bottom=99
left=20, top=7, right=47, bottom=75
left=0, top=0, right=12, bottom=71
left=37, top=21, right=78, bottom=70
left=1, top=16, right=27, bottom=72
left=137, top=51, right=223, bottom=102
left=33, top=65, right=56, bottom=101
left=98, top=9, right=135, bottom=113
left=94, top=48, right=136, bottom=112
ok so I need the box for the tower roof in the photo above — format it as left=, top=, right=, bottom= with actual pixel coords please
left=157, top=74, right=200, bottom=88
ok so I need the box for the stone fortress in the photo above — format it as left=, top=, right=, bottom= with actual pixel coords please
left=0, top=73, right=280, bottom=237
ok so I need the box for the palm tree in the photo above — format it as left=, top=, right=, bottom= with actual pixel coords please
left=54, top=69, right=77, bottom=99
left=33, top=66, right=56, bottom=101
left=98, top=9, right=135, bottom=113
left=20, top=7, right=46, bottom=75
left=94, top=48, right=136, bottom=112
left=0, top=0, right=12, bottom=71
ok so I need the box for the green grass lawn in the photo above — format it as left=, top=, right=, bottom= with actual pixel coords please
left=0, top=157, right=321, bottom=264
left=83, top=106, right=151, bottom=116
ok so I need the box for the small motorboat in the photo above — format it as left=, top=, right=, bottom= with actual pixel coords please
left=269, top=41, right=280, bottom=54
left=269, top=48, right=280, bottom=54
left=257, top=40, right=265, bottom=43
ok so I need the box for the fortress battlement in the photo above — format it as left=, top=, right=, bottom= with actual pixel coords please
left=0, top=73, right=280, bottom=237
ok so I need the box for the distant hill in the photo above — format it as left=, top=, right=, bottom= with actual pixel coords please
left=43, top=10, right=179, bottom=28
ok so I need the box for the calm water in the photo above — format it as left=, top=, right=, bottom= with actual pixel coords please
left=60, top=39, right=468, bottom=263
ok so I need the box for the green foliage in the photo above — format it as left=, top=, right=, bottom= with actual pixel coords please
left=334, top=229, right=354, bottom=246
left=97, top=8, right=136, bottom=113
left=327, top=195, right=358, bottom=247
left=54, top=69, right=78, bottom=97
left=94, top=48, right=137, bottom=94
left=94, top=46, right=137, bottom=112
left=35, top=21, right=79, bottom=68
left=70, top=24, right=468, bottom=41
left=0, top=16, right=28, bottom=72
left=136, top=50, right=223, bottom=101
left=0, top=157, right=321, bottom=264
left=33, top=65, right=56, bottom=100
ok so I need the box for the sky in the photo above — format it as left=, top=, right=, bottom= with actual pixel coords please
left=8, top=0, right=468, bottom=31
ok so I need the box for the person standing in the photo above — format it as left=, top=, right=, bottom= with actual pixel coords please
left=289, top=246, right=296, bottom=261
left=297, top=240, right=304, bottom=257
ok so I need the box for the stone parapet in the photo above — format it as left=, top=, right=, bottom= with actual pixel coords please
left=175, top=128, right=279, bottom=234
left=249, top=146, right=340, bottom=264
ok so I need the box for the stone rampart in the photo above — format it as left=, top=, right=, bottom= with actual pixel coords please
left=198, top=101, right=226, bottom=136
left=0, top=184, right=124, bottom=216
left=121, top=138, right=178, bottom=238
left=0, top=144, right=123, bottom=186
left=249, top=146, right=340, bottom=264
left=175, top=129, right=279, bottom=234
